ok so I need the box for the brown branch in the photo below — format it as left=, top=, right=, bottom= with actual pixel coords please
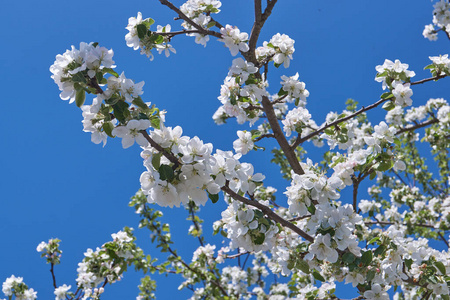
left=292, top=98, right=389, bottom=148
left=254, top=133, right=274, bottom=142
left=439, top=232, right=450, bottom=248
left=395, top=118, right=439, bottom=135
left=159, top=0, right=221, bottom=38
left=410, top=74, right=447, bottom=85
left=365, top=220, right=438, bottom=229
left=50, top=263, right=57, bottom=289
left=261, top=95, right=305, bottom=175
left=221, top=183, right=314, bottom=242
left=156, top=29, right=204, bottom=37
left=246, top=0, right=278, bottom=63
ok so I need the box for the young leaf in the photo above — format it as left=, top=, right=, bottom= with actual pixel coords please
left=137, top=24, right=148, bottom=39
left=361, top=250, right=373, bottom=266
left=208, top=192, right=219, bottom=204
left=75, top=88, right=86, bottom=107
left=159, top=164, right=174, bottom=181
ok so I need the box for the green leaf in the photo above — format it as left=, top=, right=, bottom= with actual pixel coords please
left=442, top=295, right=450, bottom=300
left=159, top=164, right=174, bottom=181
left=75, top=88, right=86, bottom=107
left=324, top=128, right=334, bottom=136
left=150, top=116, right=160, bottom=129
left=113, top=101, right=130, bottom=123
left=208, top=192, right=219, bottom=204
left=132, top=97, right=150, bottom=110
left=297, top=259, right=310, bottom=274
left=312, top=270, right=325, bottom=282
left=154, top=35, right=164, bottom=44
left=377, top=160, right=393, bottom=172
left=307, top=204, right=316, bottom=215
left=366, top=269, right=376, bottom=282
left=369, top=170, right=377, bottom=180
left=368, top=237, right=380, bottom=245
left=382, top=100, right=395, bottom=111
left=137, top=24, right=148, bottom=39
left=151, top=153, right=162, bottom=170
left=405, top=258, right=413, bottom=269
left=207, top=21, right=216, bottom=28
left=104, top=68, right=119, bottom=78
left=253, top=232, right=265, bottom=245
left=374, top=245, right=386, bottom=257
left=278, top=87, right=289, bottom=96
left=342, top=252, right=356, bottom=264
left=105, top=96, right=120, bottom=106
left=380, top=92, right=394, bottom=100
left=435, top=261, right=446, bottom=275
left=361, top=250, right=373, bottom=266
left=424, top=64, right=435, bottom=70
left=102, top=122, right=115, bottom=137
left=142, top=18, right=155, bottom=28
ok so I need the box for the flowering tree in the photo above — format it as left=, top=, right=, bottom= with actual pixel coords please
left=3, top=0, right=450, bottom=299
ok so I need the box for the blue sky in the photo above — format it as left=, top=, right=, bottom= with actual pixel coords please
left=1, top=0, right=449, bottom=299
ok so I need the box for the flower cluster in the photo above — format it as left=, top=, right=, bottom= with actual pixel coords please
left=125, top=13, right=176, bottom=60
left=51, top=43, right=162, bottom=148
left=256, top=33, right=295, bottom=68
left=375, top=59, right=415, bottom=107
left=50, top=42, right=115, bottom=104
left=180, top=0, right=222, bottom=47
left=221, top=200, right=279, bottom=252
left=140, top=125, right=264, bottom=208
left=36, top=238, right=62, bottom=265
left=423, top=0, right=450, bottom=41
left=219, top=25, right=249, bottom=56
left=214, top=57, right=267, bottom=125
left=280, top=73, right=310, bottom=106
left=2, top=275, right=37, bottom=300
left=75, top=230, right=141, bottom=298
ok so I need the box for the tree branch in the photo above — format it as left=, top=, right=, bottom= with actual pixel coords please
left=410, top=74, right=448, bottom=85
left=292, top=98, right=389, bottom=148
left=395, top=118, right=439, bottom=135
left=50, top=262, right=57, bottom=289
left=246, top=0, right=278, bottom=63
left=261, top=95, right=305, bottom=175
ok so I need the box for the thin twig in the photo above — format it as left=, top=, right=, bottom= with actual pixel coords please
left=292, top=98, right=389, bottom=148
left=395, top=118, right=439, bottom=135
left=50, top=263, right=57, bottom=289
left=410, top=74, right=447, bottom=85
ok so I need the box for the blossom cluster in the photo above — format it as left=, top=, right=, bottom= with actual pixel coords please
left=51, top=42, right=162, bottom=148
left=256, top=33, right=295, bottom=68
left=221, top=200, right=279, bottom=252
left=375, top=59, right=415, bottom=107
left=125, top=13, right=176, bottom=60
left=139, top=125, right=265, bottom=209
left=423, top=0, right=450, bottom=41
left=36, top=238, right=62, bottom=265
left=219, top=25, right=249, bottom=56
left=1, top=275, right=37, bottom=300
left=180, top=0, right=221, bottom=47
left=75, top=230, right=141, bottom=299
